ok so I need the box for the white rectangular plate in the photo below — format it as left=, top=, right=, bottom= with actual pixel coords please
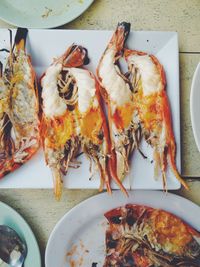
left=0, top=29, right=180, bottom=189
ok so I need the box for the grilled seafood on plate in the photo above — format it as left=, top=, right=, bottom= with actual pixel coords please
left=97, top=22, right=139, bottom=182
left=124, top=49, right=188, bottom=190
left=0, top=28, right=40, bottom=178
left=41, top=45, right=126, bottom=200
left=104, top=204, right=200, bottom=267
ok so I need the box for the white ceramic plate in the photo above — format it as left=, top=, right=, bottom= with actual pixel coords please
left=0, top=201, right=41, bottom=267
left=0, top=29, right=180, bottom=190
left=45, top=190, right=200, bottom=267
left=190, top=62, right=200, bottom=152
left=0, top=0, right=94, bottom=28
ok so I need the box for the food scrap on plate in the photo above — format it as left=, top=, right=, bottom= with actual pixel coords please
left=103, top=204, right=200, bottom=266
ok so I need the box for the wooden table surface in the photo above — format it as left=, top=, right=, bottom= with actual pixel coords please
left=0, top=1, right=200, bottom=266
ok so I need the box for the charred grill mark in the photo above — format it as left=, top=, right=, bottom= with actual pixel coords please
left=14, top=28, right=28, bottom=48
left=69, top=45, right=77, bottom=53
left=64, top=82, right=74, bottom=99
left=61, top=69, right=68, bottom=81
left=97, top=130, right=104, bottom=141
left=126, top=210, right=136, bottom=226
left=123, top=254, right=136, bottom=266
left=85, top=142, right=100, bottom=156
left=118, top=22, right=131, bottom=42
left=67, top=105, right=75, bottom=111
left=60, top=140, right=72, bottom=175
left=110, top=215, right=122, bottom=224
left=0, top=62, right=2, bottom=77
left=171, top=259, right=200, bottom=266
left=0, top=113, right=14, bottom=157
left=70, top=45, right=90, bottom=65
left=0, top=151, right=6, bottom=162
left=107, top=238, right=118, bottom=249
left=1, top=170, right=11, bottom=177
left=92, top=143, right=100, bottom=152
left=64, top=140, right=71, bottom=156
left=60, top=137, right=80, bottom=174
left=34, top=78, right=37, bottom=94
left=75, top=152, right=83, bottom=158
left=9, top=29, right=13, bottom=52
left=0, top=48, right=10, bottom=53
left=185, top=239, right=200, bottom=258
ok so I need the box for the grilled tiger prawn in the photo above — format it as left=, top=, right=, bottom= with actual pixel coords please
left=124, top=49, right=188, bottom=189
left=97, top=22, right=140, bottom=182
left=104, top=204, right=200, bottom=267
left=0, top=28, right=40, bottom=178
left=41, top=45, right=125, bottom=200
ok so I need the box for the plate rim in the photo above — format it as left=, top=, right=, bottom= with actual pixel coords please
left=0, top=200, right=41, bottom=267
left=45, top=190, right=200, bottom=266
left=0, top=0, right=94, bottom=29
left=190, top=62, right=200, bottom=152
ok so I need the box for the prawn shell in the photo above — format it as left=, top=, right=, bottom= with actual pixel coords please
left=124, top=49, right=188, bottom=190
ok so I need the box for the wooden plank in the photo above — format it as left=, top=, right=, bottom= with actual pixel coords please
left=180, top=53, right=200, bottom=176
left=65, top=0, right=200, bottom=53
left=177, top=180, right=200, bottom=206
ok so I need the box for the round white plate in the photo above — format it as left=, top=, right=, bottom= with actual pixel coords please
left=0, top=201, right=41, bottom=267
left=0, top=0, right=94, bottom=28
left=45, top=190, right=200, bottom=267
left=190, top=62, right=200, bottom=152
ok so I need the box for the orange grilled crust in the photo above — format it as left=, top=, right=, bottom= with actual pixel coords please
left=41, top=111, right=75, bottom=149
left=105, top=204, right=200, bottom=238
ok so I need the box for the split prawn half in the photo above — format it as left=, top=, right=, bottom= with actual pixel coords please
left=0, top=28, right=40, bottom=178
left=41, top=45, right=126, bottom=200
left=97, top=22, right=140, bottom=181
left=124, top=49, right=188, bottom=189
